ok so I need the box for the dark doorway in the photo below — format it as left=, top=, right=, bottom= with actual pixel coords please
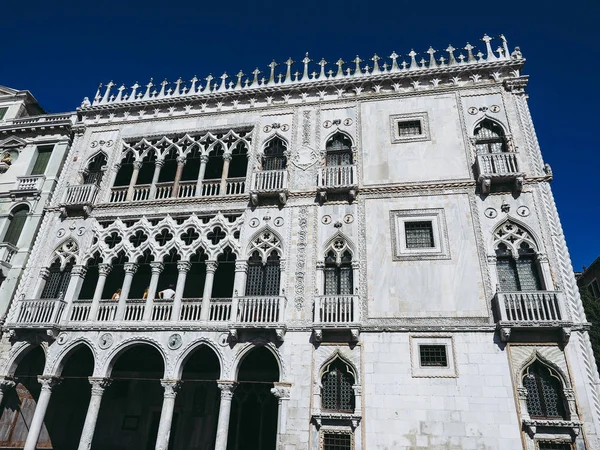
left=227, top=347, right=279, bottom=450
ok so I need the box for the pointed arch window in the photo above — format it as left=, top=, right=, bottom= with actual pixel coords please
left=325, top=132, right=353, bottom=167
left=474, top=119, right=507, bottom=154
left=494, top=222, right=542, bottom=292
left=246, top=251, right=281, bottom=296
left=263, top=137, right=287, bottom=171
left=523, top=361, right=568, bottom=420
left=83, top=153, right=107, bottom=185
left=324, top=250, right=353, bottom=295
left=3, top=205, right=29, bottom=246
left=321, top=358, right=355, bottom=412
left=41, top=259, right=74, bottom=299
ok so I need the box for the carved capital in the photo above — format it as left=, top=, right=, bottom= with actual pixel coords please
left=39, top=268, right=51, bottom=280
left=38, top=376, right=61, bottom=392
left=234, top=261, right=248, bottom=273
left=200, top=155, right=210, bottom=164
left=176, top=156, right=187, bottom=165
left=72, top=265, right=87, bottom=278
left=206, top=260, right=219, bottom=273
left=217, top=381, right=237, bottom=399
left=271, top=382, right=291, bottom=400
left=98, top=263, right=112, bottom=276
left=133, top=161, right=144, bottom=170
left=155, top=159, right=165, bottom=168
left=177, top=261, right=191, bottom=273
left=124, top=263, right=138, bottom=274
left=150, top=262, right=164, bottom=274
left=222, top=153, right=233, bottom=162
left=89, top=377, right=112, bottom=395
left=0, top=377, right=16, bottom=392
left=160, top=379, right=182, bottom=398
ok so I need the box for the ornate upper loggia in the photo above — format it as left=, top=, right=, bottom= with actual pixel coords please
left=82, top=34, right=524, bottom=109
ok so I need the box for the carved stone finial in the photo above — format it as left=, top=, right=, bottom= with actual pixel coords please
left=129, top=82, right=140, bottom=101
left=370, top=54, right=381, bottom=74
left=353, top=56, right=363, bottom=76
left=173, top=78, right=183, bottom=96
left=318, top=58, right=328, bottom=79
left=158, top=79, right=168, bottom=97
left=419, top=57, right=427, bottom=69
left=464, top=43, right=476, bottom=63
left=301, top=52, right=312, bottom=81
left=219, top=72, right=228, bottom=91
left=408, top=50, right=418, bottom=70
left=101, top=81, right=114, bottom=104
left=284, top=58, right=294, bottom=83
left=499, top=34, right=510, bottom=60
left=511, top=46, right=523, bottom=59
left=188, top=76, right=198, bottom=95
left=335, top=58, right=345, bottom=78
left=426, top=47, right=437, bottom=68
left=251, top=68, right=261, bottom=87
left=94, top=83, right=103, bottom=103
left=267, top=60, right=278, bottom=85
left=481, top=34, right=497, bottom=61
left=203, top=74, right=214, bottom=93
left=389, top=51, right=400, bottom=71
left=446, top=45, right=457, bottom=66
left=143, top=78, right=154, bottom=99
left=115, top=84, right=125, bottom=102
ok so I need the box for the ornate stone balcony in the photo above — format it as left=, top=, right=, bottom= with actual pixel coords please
left=475, top=153, right=523, bottom=194
left=0, top=243, right=18, bottom=268
left=493, top=291, right=572, bottom=342
left=317, top=165, right=358, bottom=202
left=249, top=170, right=288, bottom=205
left=312, top=295, right=360, bottom=342
left=7, top=298, right=66, bottom=330
left=60, top=183, right=98, bottom=216
left=10, top=175, right=45, bottom=197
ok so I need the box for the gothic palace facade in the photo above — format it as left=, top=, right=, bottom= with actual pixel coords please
left=0, top=34, right=598, bottom=450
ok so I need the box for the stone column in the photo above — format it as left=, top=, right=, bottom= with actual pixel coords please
left=149, top=160, right=164, bottom=200
left=106, top=163, right=120, bottom=202
left=171, top=156, right=186, bottom=198
left=214, top=381, right=237, bottom=450
left=23, top=376, right=60, bottom=450
left=89, top=264, right=112, bottom=320
left=536, top=253, right=554, bottom=291
left=316, top=261, right=324, bottom=296
left=126, top=161, right=143, bottom=201
left=171, top=262, right=191, bottom=321
left=271, top=382, right=291, bottom=447
left=143, top=262, right=164, bottom=321
left=200, top=261, right=218, bottom=321
left=61, top=265, right=88, bottom=321
left=231, top=261, right=248, bottom=323
left=116, top=263, right=138, bottom=320
left=0, top=377, right=15, bottom=408
left=33, top=268, right=51, bottom=299
left=77, top=378, right=111, bottom=450
left=219, top=153, right=232, bottom=195
left=154, top=380, right=181, bottom=450
left=195, top=155, right=209, bottom=196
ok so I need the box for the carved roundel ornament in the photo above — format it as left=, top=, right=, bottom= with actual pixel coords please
left=321, top=215, right=332, bottom=225
left=517, top=206, right=530, bottom=217
left=57, top=332, right=69, bottom=345
left=468, top=107, right=478, bottom=115
left=490, top=105, right=501, bottom=113
left=98, top=333, right=113, bottom=349
left=343, top=214, right=354, bottom=224
left=273, top=217, right=284, bottom=227
left=484, top=208, right=498, bottom=219
left=168, top=334, right=182, bottom=350
left=249, top=218, right=260, bottom=228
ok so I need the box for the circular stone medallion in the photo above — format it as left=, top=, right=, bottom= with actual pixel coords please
left=98, top=333, right=113, bottom=349
left=168, top=334, right=182, bottom=350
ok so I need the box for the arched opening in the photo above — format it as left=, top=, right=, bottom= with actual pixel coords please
left=157, top=249, right=180, bottom=299
left=45, top=345, right=95, bottom=449
left=321, top=357, right=356, bottom=412
left=114, top=152, right=135, bottom=187
left=93, top=344, right=165, bottom=450
left=79, top=252, right=102, bottom=299
left=262, top=137, right=287, bottom=171
left=474, top=119, right=507, bottom=154
left=325, top=132, right=353, bottom=166
left=0, top=347, right=47, bottom=448
left=522, top=360, right=568, bottom=420
left=184, top=248, right=207, bottom=299
left=2, top=204, right=29, bottom=246
left=172, top=345, right=221, bottom=449
left=228, top=142, right=248, bottom=179
left=204, top=144, right=225, bottom=181
left=324, top=247, right=353, bottom=295
left=228, top=347, right=279, bottom=450
left=83, top=153, right=107, bottom=185
left=130, top=250, right=154, bottom=299
left=137, top=150, right=157, bottom=185
left=41, top=257, right=74, bottom=299
left=159, top=148, right=178, bottom=184
left=246, top=252, right=280, bottom=297
left=181, top=146, right=201, bottom=182
left=212, top=247, right=236, bottom=298
left=102, top=251, right=127, bottom=300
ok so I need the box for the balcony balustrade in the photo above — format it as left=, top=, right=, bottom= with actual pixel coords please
left=475, top=153, right=523, bottom=194
left=60, top=184, right=98, bottom=216
left=312, top=295, right=360, bottom=341
left=317, top=165, right=358, bottom=201
left=250, top=170, right=288, bottom=205
left=493, top=291, right=572, bottom=342
left=0, top=243, right=18, bottom=267
left=8, top=298, right=66, bottom=329
left=10, top=175, right=45, bottom=197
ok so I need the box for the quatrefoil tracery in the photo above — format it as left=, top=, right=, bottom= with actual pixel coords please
left=493, top=220, right=538, bottom=258
left=248, top=229, right=282, bottom=263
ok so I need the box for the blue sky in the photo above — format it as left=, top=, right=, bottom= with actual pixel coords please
left=1, top=0, right=597, bottom=270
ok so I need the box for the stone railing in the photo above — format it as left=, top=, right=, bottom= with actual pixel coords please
left=251, top=170, right=287, bottom=192
left=0, top=243, right=18, bottom=266
left=109, top=187, right=128, bottom=203
left=314, top=295, right=359, bottom=324
left=476, top=153, right=519, bottom=176
left=178, top=181, right=196, bottom=198
left=318, top=165, right=357, bottom=189
left=61, top=184, right=98, bottom=207
left=8, top=299, right=66, bottom=328
left=3, top=113, right=73, bottom=126
left=12, top=175, right=45, bottom=193
left=494, top=291, right=565, bottom=323
left=236, top=296, right=284, bottom=323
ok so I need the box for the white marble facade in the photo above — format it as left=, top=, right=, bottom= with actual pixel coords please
left=0, top=36, right=598, bottom=450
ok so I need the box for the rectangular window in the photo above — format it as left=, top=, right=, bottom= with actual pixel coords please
left=397, top=120, right=422, bottom=137
left=0, top=107, right=7, bottom=120
left=537, top=442, right=572, bottom=450
left=323, top=432, right=352, bottom=450
left=31, top=146, right=53, bottom=175
left=405, top=221, right=434, bottom=249
left=419, top=345, right=448, bottom=367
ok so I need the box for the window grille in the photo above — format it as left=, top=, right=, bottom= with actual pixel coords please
left=419, top=345, right=448, bottom=367
left=263, top=137, right=287, bottom=170
left=321, top=359, right=355, bottom=412
left=325, top=133, right=353, bottom=167
left=397, top=120, right=422, bottom=137
left=41, top=261, right=73, bottom=299
left=496, top=255, right=541, bottom=292
left=3, top=206, right=28, bottom=246
left=323, top=433, right=352, bottom=450
left=537, top=442, right=572, bottom=450
left=245, top=252, right=281, bottom=296
left=324, top=250, right=353, bottom=295
left=31, top=146, right=53, bottom=175
left=523, top=362, right=567, bottom=420
left=405, top=221, right=434, bottom=249
left=474, top=120, right=507, bottom=154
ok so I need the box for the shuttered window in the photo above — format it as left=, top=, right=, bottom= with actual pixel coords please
left=245, top=252, right=280, bottom=296
left=31, top=146, right=53, bottom=175
left=41, top=261, right=73, bottom=299
left=3, top=206, right=29, bottom=246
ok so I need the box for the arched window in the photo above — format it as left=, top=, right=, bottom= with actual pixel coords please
left=228, top=141, right=249, bottom=178
left=41, top=258, right=74, bottom=299
left=494, top=221, right=542, bottom=291
left=321, top=358, right=355, bottom=412
left=324, top=247, right=353, bottom=295
left=113, top=151, right=135, bottom=187
left=474, top=119, right=507, bottom=154
left=246, top=251, right=280, bottom=296
left=262, top=137, right=287, bottom=171
left=523, top=361, right=568, bottom=420
left=325, top=132, right=353, bottom=167
left=83, top=153, right=107, bottom=185
left=3, top=205, right=29, bottom=246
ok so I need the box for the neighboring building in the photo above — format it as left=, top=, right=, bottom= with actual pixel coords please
left=0, top=35, right=599, bottom=450
left=577, top=257, right=600, bottom=300
left=0, top=87, right=74, bottom=316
